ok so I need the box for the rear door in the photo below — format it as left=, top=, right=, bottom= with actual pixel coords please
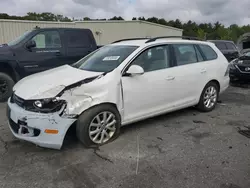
left=17, top=29, right=66, bottom=77
left=64, top=29, right=97, bottom=65
left=169, top=43, right=207, bottom=106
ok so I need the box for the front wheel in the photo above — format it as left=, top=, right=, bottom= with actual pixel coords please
left=0, top=72, right=15, bottom=102
left=76, top=104, right=121, bottom=147
left=196, top=82, right=219, bottom=112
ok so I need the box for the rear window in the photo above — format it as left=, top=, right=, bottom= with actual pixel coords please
left=198, top=44, right=218, bottom=60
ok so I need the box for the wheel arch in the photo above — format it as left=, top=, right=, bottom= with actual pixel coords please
left=198, top=79, right=221, bottom=103
left=77, top=102, right=121, bottom=118
left=0, top=61, right=20, bottom=82
left=207, top=79, right=220, bottom=92
left=62, top=102, right=120, bottom=148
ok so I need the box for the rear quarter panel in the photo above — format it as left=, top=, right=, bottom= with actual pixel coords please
left=207, top=43, right=229, bottom=92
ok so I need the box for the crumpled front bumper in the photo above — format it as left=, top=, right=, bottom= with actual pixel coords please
left=6, top=99, right=76, bottom=149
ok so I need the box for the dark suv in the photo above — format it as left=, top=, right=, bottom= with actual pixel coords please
left=208, top=40, right=240, bottom=61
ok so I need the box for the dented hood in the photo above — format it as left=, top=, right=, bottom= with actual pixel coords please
left=13, top=65, right=102, bottom=100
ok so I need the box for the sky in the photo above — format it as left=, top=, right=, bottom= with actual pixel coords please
left=0, top=0, right=249, bottom=26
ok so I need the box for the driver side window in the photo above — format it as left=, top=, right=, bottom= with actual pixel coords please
left=131, top=45, right=170, bottom=72
left=31, top=31, right=62, bottom=49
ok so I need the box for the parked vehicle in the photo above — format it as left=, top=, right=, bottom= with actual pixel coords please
left=6, top=36, right=230, bottom=149
left=229, top=51, right=250, bottom=82
left=208, top=40, right=240, bottom=61
left=0, top=27, right=99, bottom=102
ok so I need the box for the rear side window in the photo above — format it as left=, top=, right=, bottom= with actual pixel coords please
left=215, top=42, right=227, bottom=50
left=198, top=44, right=218, bottom=60
left=66, top=30, right=91, bottom=48
left=225, top=42, right=237, bottom=50
left=173, top=44, right=198, bottom=66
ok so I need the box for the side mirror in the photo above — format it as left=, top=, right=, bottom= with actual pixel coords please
left=26, top=40, right=36, bottom=49
left=125, top=65, right=144, bottom=76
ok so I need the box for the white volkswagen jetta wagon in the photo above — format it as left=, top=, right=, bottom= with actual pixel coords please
left=7, top=37, right=230, bottom=149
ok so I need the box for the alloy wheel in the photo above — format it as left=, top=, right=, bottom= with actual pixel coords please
left=203, top=86, right=217, bottom=109
left=88, top=111, right=117, bottom=144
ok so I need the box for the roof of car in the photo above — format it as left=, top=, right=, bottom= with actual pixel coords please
left=208, top=40, right=235, bottom=43
left=111, top=38, right=213, bottom=47
left=32, top=27, right=91, bottom=31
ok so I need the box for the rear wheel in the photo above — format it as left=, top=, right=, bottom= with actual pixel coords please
left=0, top=72, right=15, bottom=102
left=76, top=104, right=121, bottom=147
left=197, top=82, right=219, bottom=112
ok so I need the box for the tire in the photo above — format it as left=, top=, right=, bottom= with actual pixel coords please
left=76, top=104, right=121, bottom=148
left=0, top=72, right=15, bottom=102
left=196, top=82, right=219, bottom=112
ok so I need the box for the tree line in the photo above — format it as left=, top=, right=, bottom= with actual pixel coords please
left=1, top=12, right=250, bottom=42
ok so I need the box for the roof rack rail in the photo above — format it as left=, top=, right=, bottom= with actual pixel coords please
left=145, top=36, right=204, bottom=43
left=112, top=37, right=150, bottom=44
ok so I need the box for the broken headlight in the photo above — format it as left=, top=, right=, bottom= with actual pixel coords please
left=33, top=97, right=66, bottom=113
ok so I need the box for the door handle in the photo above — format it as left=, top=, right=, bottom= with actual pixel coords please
left=201, top=69, right=207, bottom=74
left=24, top=65, right=39, bottom=68
left=166, top=76, right=175, bottom=81
left=55, top=52, right=61, bottom=56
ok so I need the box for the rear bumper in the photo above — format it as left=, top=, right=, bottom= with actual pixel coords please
left=220, top=76, right=230, bottom=94
left=7, top=99, right=76, bottom=149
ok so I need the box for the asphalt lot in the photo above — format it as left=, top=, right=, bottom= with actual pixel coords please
left=0, top=85, right=250, bottom=188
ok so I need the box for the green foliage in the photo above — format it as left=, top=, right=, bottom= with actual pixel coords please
left=1, top=12, right=250, bottom=42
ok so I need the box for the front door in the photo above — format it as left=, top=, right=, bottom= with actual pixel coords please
left=16, top=30, right=65, bottom=77
left=121, top=44, right=178, bottom=123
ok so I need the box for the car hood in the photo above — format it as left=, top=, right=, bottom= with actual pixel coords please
left=13, top=65, right=103, bottom=100
left=232, top=56, right=250, bottom=65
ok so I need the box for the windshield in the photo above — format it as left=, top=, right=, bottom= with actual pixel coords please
left=8, top=30, right=32, bottom=46
left=73, top=45, right=138, bottom=72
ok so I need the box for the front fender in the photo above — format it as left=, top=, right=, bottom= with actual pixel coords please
left=60, top=71, right=123, bottom=118
left=0, top=60, right=21, bottom=81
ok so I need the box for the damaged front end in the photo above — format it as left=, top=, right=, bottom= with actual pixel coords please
left=7, top=88, right=89, bottom=149
left=10, top=93, right=67, bottom=114
left=10, top=73, right=105, bottom=118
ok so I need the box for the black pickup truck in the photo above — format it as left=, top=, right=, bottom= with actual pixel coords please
left=0, top=27, right=100, bottom=101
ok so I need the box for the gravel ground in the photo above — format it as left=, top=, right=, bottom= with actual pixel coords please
left=0, top=85, right=250, bottom=188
